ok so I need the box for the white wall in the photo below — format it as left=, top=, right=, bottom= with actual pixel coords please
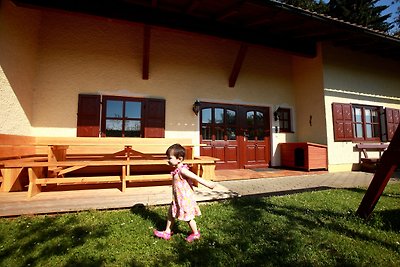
left=322, top=44, right=400, bottom=171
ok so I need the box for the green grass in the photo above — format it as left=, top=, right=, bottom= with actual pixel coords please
left=0, top=183, right=399, bottom=267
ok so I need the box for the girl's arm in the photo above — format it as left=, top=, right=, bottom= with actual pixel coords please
left=180, top=167, right=216, bottom=189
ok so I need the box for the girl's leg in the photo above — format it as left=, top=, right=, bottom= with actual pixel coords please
left=165, top=207, right=175, bottom=233
left=187, top=219, right=199, bottom=234
left=186, top=219, right=201, bottom=242
left=154, top=205, right=174, bottom=240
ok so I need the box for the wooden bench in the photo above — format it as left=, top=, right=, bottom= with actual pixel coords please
left=1, top=134, right=218, bottom=198
left=354, top=143, right=389, bottom=171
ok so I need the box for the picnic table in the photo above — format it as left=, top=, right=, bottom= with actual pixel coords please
left=0, top=135, right=219, bottom=198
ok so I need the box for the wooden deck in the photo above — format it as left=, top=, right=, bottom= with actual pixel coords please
left=0, top=168, right=325, bottom=217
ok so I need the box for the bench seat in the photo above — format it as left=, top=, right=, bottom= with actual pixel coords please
left=1, top=134, right=218, bottom=198
left=355, top=143, right=388, bottom=172
left=25, top=156, right=218, bottom=198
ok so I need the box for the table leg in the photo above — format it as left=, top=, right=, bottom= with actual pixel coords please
left=122, top=165, right=126, bottom=192
left=0, top=168, right=24, bottom=192
left=28, top=167, right=44, bottom=198
left=201, top=164, right=216, bottom=180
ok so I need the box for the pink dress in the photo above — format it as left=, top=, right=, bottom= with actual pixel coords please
left=170, top=164, right=201, bottom=221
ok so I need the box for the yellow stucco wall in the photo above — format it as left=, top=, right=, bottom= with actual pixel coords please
left=292, top=44, right=326, bottom=145
left=0, top=0, right=40, bottom=135
left=18, top=7, right=296, bottom=146
left=2, top=0, right=399, bottom=171
left=322, top=44, right=400, bottom=171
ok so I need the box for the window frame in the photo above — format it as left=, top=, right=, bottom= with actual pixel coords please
left=102, top=96, right=144, bottom=137
left=332, top=102, right=383, bottom=142
left=352, top=104, right=381, bottom=142
left=276, top=107, right=292, bottom=133
left=200, top=106, right=238, bottom=141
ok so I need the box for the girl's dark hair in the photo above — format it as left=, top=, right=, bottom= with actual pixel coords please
left=166, top=143, right=186, bottom=159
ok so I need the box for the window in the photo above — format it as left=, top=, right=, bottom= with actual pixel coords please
left=201, top=107, right=237, bottom=141
left=245, top=110, right=265, bottom=140
left=352, top=105, right=380, bottom=141
left=104, top=97, right=142, bottom=137
left=332, top=103, right=396, bottom=142
left=77, top=94, right=165, bottom=138
left=275, top=108, right=291, bottom=133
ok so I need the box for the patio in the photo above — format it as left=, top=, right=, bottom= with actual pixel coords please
left=0, top=168, right=350, bottom=217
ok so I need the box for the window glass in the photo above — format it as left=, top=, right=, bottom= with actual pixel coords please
left=283, top=121, right=289, bottom=129
left=106, top=100, right=123, bottom=118
left=125, top=101, right=141, bottom=119
left=215, top=108, right=224, bottom=124
left=247, top=111, right=255, bottom=126
left=366, top=124, right=373, bottom=138
left=256, top=111, right=264, bottom=126
left=201, top=125, right=211, bottom=140
left=124, top=120, right=141, bottom=137
left=365, top=109, right=372, bottom=123
left=226, top=127, right=236, bottom=140
left=256, top=128, right=265, bottom=140
left=202, top=108, right=212, bottom=124
left=354, top=124, right=364, bottom=138
left=354, top=108, right=362, bottom=122
left=247, top=129, right=255, bottom=140
left=372, top=110, right=379, bottom=123
left=277, top=108, right=291, bottom=132
left=102, top=96, right=146, bottom=138
left=215, top=126, right=224, bottom=140
left=105, top=119, right=122, bottom=136
left=227, top=109, right=236, bottom=125
left=373, top=124, right=380, bottom=137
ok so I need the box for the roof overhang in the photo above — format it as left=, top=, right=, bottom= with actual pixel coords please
left=12, top=0, right=400, bottom=60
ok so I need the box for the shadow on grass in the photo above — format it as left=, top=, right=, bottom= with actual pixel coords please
left=130, top=203, right=167, bottom=231
left=129, top=186, right=400, bottom=266
left=0, top=214, right=110, bottom=267
left=240, top=186, right=334, bottom=198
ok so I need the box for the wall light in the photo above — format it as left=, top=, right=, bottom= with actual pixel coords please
left=192, top=100, right=200, bottom=116
left=273, top=107, right=280, bottom=121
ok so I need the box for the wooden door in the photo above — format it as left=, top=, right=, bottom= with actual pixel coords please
left=239, top=106, right=271, bottom=169
left=200, top=103, right=270, bottom=169
left=200, top=104, right=240, bottom=169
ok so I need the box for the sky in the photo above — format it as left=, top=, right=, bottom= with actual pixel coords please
left=378, top=0, right=399, bottom=32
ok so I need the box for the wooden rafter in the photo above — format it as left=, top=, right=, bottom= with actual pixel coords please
left=229, top=43, right=248, bottom=88
left=142, top=24, right=151, bottom=80
left=185, top=0, right=201, bottom=13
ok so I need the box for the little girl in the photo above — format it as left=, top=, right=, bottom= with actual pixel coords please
left=153, top=143, right=216, bottom=242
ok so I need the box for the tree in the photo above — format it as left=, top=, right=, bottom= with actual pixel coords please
left=280, top=0, right=329, bottom=13
left=394, top=0, right=400, bottom=36
left=327, top=0, right=392, bottom=32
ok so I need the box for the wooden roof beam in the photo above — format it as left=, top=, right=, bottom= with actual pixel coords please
left=142, top=25, right=151, bottom=80
left=185, top=0, right=202, bottom=13
left=215, top=1, right=244, bottom=21
left=229, top=43, right=248, bottom=88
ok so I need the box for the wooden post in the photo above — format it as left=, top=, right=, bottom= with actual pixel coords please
left=356, top=125, right=400, bottom=219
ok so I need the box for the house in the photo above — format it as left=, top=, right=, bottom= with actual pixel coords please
left=1, top=0, right=399, bottom=172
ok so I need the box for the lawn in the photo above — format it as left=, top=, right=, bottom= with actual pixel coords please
left=0, top=183, right=399, bottom=267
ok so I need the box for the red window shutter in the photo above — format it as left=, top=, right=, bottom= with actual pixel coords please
left=144, top=98, right=165, bottom=138
left=332, top=103, right=353, bottom=141
left=77, top=94, right=101, bottom=137
left=386, top=108, right=400, bottom=141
